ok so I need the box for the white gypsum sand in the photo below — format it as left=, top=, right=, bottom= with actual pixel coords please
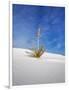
left=12, top=48, right=65, bottom=85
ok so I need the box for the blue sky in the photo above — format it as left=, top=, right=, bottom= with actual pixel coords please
left=13, top=4, right=65, bottom=55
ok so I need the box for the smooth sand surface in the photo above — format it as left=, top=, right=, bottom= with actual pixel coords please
left=12, top=48, right=65, bottom=85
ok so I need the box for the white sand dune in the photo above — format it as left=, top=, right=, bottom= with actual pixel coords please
left=12, top=48, right=65, bottom=86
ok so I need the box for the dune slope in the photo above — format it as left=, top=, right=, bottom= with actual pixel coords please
left=12, top=48, right=65, bottom=85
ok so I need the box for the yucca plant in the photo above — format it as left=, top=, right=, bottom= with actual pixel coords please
left=31, top=28, right=45, bottom=58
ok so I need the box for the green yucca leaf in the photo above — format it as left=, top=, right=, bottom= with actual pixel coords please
left=32, top=46, right=45, bottom=58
